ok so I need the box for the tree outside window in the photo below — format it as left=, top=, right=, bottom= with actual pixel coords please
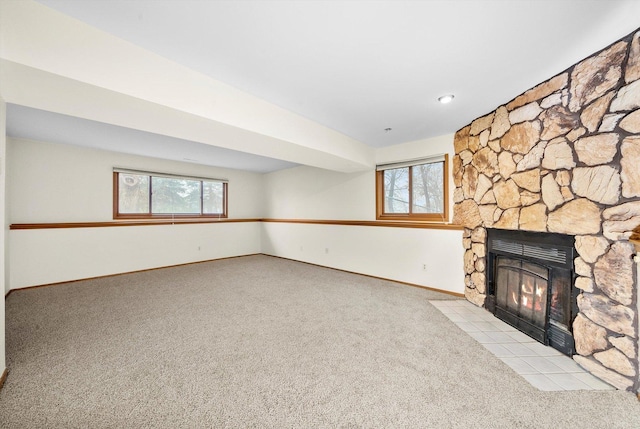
left=115, top=170, right=227, bottom=219
left=376, top=155, right=448, bottom=221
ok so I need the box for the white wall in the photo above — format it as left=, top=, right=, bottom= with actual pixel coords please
left=1, top=97, right=7, bottom=373
left=6, top=133, right=464, bottom=296
left=6, top=138, right=264, bottom=290
left=7, top=138, right=264, bottom=223
left=261, top=133, right=465, bottom=294
left=261, top=222, right=464, bottom=294
left=263, top=166, right=374, bottom=220
left=10, top=222, right=261, bottom=290
left=263, top=133, right=456, bottom=221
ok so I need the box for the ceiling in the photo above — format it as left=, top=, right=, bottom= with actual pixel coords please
left=6, top=105, right=298, bottom=173
left=4, top=0, right=640, bottom=172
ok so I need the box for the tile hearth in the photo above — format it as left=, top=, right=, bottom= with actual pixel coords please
left=430, top=300, right=614, bottom=391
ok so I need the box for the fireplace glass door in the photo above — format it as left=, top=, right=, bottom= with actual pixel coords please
left=486, top=228, right=576, bottom=355
left=495, top=256, right=549, bottom=343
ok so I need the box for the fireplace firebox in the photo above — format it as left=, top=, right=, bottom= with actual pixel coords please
left=485, top=229, right=577, bottom=356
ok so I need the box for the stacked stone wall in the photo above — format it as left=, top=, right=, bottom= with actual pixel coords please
left=452, top=29, right=640, bottom=391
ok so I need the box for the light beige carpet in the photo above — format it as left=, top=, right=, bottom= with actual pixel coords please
left=1, top=255, right=639, bottom=428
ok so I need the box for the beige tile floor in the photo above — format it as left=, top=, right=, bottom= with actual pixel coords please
left=430, top=299, right=614, bottom=391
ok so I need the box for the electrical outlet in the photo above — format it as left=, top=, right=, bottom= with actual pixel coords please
left=422, top=264, right=427, bottom=270
left=325, top=248, right=329, bottom=254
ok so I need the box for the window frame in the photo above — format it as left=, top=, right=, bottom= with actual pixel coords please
left=113, top=169, right=228, bottom=220
left=375, top=154, right=449, bottom=222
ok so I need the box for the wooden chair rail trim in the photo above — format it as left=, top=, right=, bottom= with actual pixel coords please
left=10, top=218, right=263, bottom=230
left=10, top=218, right=464, bottom=231
left=0, top=368, right=7, bottom=391
left=261, top=218, right=463, bottom=230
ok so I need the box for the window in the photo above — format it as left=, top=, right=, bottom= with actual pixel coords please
left=113, top=169, right=227, bottom=219
left=376, top=154, right=448, bottom=221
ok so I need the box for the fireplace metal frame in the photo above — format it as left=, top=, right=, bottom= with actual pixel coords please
left=485, top=229, right=578, bottom=356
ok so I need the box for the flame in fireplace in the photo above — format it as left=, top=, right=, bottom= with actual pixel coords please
left=509, top=281, right=545, bottom=311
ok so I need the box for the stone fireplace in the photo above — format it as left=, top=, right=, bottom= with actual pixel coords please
left=452, top=28, right=640, bottom=391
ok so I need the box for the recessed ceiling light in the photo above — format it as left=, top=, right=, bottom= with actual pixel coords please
left=438, top=94, right=455, bottom=104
